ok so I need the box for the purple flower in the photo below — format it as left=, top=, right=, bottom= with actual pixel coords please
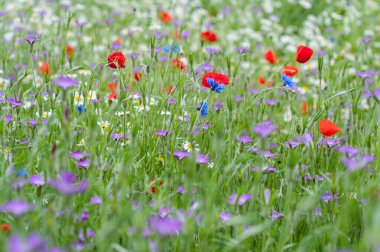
left=129, top=52, right=140, bottom=60
left=29, top=174, right=45, bottom=187
left=8, top=234, right=47, bottom=252
left=0, top=200, right=34, bottom=216
left=69, top=150, right=90, bottom=160
left=234, top=95, right=243, bottom=103
left=335, top=145, right=360, bottom=157
left=271, top=210, right=284, bottom=220
left=111, top=133, right=125, bottom=140
left=24, top=34, right=40, bottom=45
left=314, top=208, right=322, bottom=217
left=228, top=193, right=252, bottom=206
left=196, top=154, right=209, bottom=164
left=174, top=151, right=189, bottom=160
left=263, top=99, right=276, bottom=106
left=214, top=100, right=223, bottom=111
left=155, top=130, right=171, bottom=137
left=318, top=138, right=340, bottom=148
left=253, top=121, right=279, bottom=138
left=89, top=196, right=102, bottom=205
left=321, top=192, right=339, bottom=203
left=283, top=140, right=300, bottom=149
left=340, top=156, right=369, bottom=171
left=158, top=208, right=171, bottom=218
left=177, top=186, right=185, bottom=194
left=75, top=158, right=90, bottom=169
left=6, top=97, right=23, bottom=108
left=264, top=189, right=271, bottom=205
left=168, top=97, right=176, bottom=105
left=361, top=36, right=372, bottom=44
left=220, top=212, right=231, bottom=222
left=149, top=216, right=183, bottom=236
left=29, top=119, right=38, bottom=127
left=304, top=174, right=312, bottom=180
left=4, top=114, right=12, bottom=123
left=54, top=76, right=79, bottom=90
left=205, top=47, right=221, bottom=55
left=373, top=88, right=380, bottom=102
left=236, top=47, right=250, bottom=54
left=234, top=135, right=253, bottom=144
left=294, top=132, right=314, bottom=146
left=49, top=171, right=88, bottom=195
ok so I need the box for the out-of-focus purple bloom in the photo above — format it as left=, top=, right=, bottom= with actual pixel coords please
left=321, top=192, right=339, bottom=203
left=174, top=151, right=189, bottom=160
left=13, top=178, right=26, bottom=191
left=75, top=158, right=90, bottom=169
left=234, top=95, right=243, bottom=103
left=196, top=154, right=209, bottom=164
left=251, top=166, right=276, bottom=173
left=5, top=114, right=12, bottom=123
left=8, top=234, right=48, bottom=252
left=340, top=156, right=370, bottom=171
left=259, top=151, right=277, bottom=159
left=29, top=174, right=45, bottom=187
left=253, top=121, right=279, bottom=138
left=304, top=174, right=312, bottom=180
left=89, top=196, right=102, bottom=205
left=214, top=100, right=223, bottom=111
left=149, top=216, right=183, bottom=236
left=264, top=189, right=271, bottom=205
left=220, top=212, right=231, bottom=222
left=69, top=150, right=90, bottom=160
left=234, top=135, right=253, bottom=144
left=29, top=119, right=38, bottom=127
left=236, top=47, right=249, bottom=54
left=205, top=47, right=221, bottom=55
left=271, top=210, right=284, bottom=220
left=228, top=193, right=252, bottom=206
left=318, top=138, right=340, bottom=148
left=361, top=154, right=375, bottom=163
left=201, top=63, right=214, bottom=72
left=314, top=208, right=322, bottom=217
left=54, top=76, right=79, bottom=90
left=374, top=89, right=380, bottom=102
left=335, top=145, right=360, bottom=157
left=284, top=140, right=300, bottom=149
left=49, top=171, right=88, bottom=195
left=263, top=99, right=276, bottom=106
left=177, top=186, right=185, bottom=194
left=0, top=200, right=34, bottom=216
left=129, top=52, right=140, bottom=60
left=361, top=36, right=372, bottom=44
left=168, top=97, right=176, bottom=105
left=158, top=208, right=171, bottom=218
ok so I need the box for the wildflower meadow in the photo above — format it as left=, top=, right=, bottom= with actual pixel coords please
left=1, top=0, right=380, bottom=251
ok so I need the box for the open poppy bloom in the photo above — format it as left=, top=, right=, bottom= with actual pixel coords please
left=200, top=30, right=218, bottom=42
left=264, top=50, right=278, bottom=64
left=66, top=45, right=73, bottom=58
left=319, top=120, right=340, bottom=137
left=1, top=223, right=10, bottom=233
left=172, top=59, right=185, bottom=71
left=39, top=62, right=50, bottom=75
left=202, top=72, right=229, bottom=93
left=160, top=11, right=172, bottom=24
left=107, top=51, right=126, bottom=69
left=282, top=65, right=299, bottom=77
left=296, top=45, right=313, bottom=63
left=108, top=92, right=117, bottom=100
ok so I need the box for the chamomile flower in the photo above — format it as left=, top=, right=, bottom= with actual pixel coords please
left=182, top=141, right=199, bottom=152
left=77, top=138, right=86, bottom=147
left=36, top=110, right=52, bottom=119
left=98, top=121, right=110, bottom=134
left=0, top=77, right=10, bottom=90
left=74, top=91, right=84, bottom=106
left=87, top=90, right=97, bottom=101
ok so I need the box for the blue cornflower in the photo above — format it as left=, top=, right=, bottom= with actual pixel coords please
left=77, top=105, right=87, bottom=113
left=16, top=168, right=28, bottom=177
left=281, top=74, right=296, bottom=87
left=163, top=43, right=180, bottom=53
left=199, top=101, right=208, bottom=117
left=206, top=78, right=226, bottom=93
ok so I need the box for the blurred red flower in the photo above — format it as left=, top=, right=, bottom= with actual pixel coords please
left=296, top=45, right=313, bottom=63
left=319, top=120, right=340, bottom=137
left=201, top=72, right=229, bottom=88
left=107, top=51, right=126, bottom=69
left=264, top=50, right=277, bottom=64
left=200, top=30, right=218, bottom=42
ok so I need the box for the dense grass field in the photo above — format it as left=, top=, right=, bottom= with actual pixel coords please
left=0, top=0, right=380, bottom=251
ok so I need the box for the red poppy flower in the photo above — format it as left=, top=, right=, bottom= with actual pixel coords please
left=107, top=51, right=126, bottom=69
left=296, top=45, right=313, bottom=63
left=172, top=59, right=185, bottom=71
left=258, top=76, right=266, bottom=85
left=107, top=82, right=117, bottom=92
left=108, top=92, right=117, bottom=100
left=151, top=186, right=156, bottom=194
left=39, top=62, right=50, bottom=75
left=168, top=85, right=173, bottom=95
left=282, top=65, right=299, bottom=77
left=200, top=30, right=218, bottom=42
left=160, top=11, right=172, bottom=24
left=66, top=45, right=73, bottom=58
left=201, top=72, right=229, bottom=88
left=1, top=223, right=10, bottom=233
left=319, top=120, right=340, bottom=137
left=264, top=50, right=277, bottom=64
left=134, top=72, right=142, bottom=82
